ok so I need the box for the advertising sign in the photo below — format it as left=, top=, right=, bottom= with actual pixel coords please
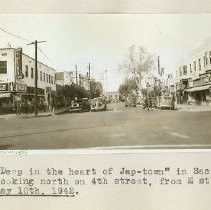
left=15, top=48, right=23, bottom=78
left=15, top=83, right=26, bottom=92
left=0, top=83, right=8, bottom=92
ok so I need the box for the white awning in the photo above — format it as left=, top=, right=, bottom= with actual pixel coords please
left=185, top=85, right=211, bottom=92
left=0, top=93, right=11, bottom=98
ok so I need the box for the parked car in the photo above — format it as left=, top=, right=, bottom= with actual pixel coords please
left=90, top=97, right=107, bottom=112
left=69, top=98, right=90, bottom=113
left=158, top=95, right=175, bottom=110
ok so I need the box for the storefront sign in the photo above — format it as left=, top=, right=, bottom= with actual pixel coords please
left=15, top=48, right=23, bottom=78
left=0, top=83, right=8, bottom=92
left=15, top=83, right=26, bottom=92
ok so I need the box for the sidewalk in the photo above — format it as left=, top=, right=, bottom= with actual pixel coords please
left=0, top=107, right=70, bottom=120
left=176, top=104, right=211, bottom=112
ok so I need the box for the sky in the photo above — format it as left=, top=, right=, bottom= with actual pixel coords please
left=0, top=14, right=211, bottom=91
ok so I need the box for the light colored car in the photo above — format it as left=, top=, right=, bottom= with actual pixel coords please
left=90, top=97, right=107, bottom=112
left=158, top=96, right=175, bottom=110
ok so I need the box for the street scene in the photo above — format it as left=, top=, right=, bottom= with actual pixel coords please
left=0, top=14, right=211, bottom=149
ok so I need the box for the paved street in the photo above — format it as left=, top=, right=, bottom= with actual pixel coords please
left=0, top=102, right=211, bottom=149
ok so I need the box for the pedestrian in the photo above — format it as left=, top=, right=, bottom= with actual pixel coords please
left=143, top=96, right=149, bottom=110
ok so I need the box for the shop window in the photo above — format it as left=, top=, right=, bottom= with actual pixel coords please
left=25, top=65, right=28, bottom=77
left=0, top=61, right=7, bottom=74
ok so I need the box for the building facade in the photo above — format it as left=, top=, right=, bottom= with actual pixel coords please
left=0, top=48, right=56, bottom=110
left=176, top=38, right=211, bottom=105
left=55, top=71, right=74, bottom=86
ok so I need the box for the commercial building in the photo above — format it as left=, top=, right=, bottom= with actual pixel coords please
left=176, top=38, right=211, bottom=105
left=55, top=71, right=73, bottom=86
left=0, top=48, right=56, bottom=110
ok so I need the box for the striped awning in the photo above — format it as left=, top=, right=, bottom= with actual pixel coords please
left=0, top=93, right=11, bottom=98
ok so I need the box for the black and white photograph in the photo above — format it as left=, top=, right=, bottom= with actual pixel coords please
left=0, top=14, right=211, bottom=149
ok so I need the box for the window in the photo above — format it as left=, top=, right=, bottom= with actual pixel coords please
left=205, top=52, right=208, bottom=65
left=183, top=65, right=187, bottom=75
left=199, top=59, right=201, bottom=70
left=179, top=67, right=182, bottom=76
left=43, top=73, right=45, bottom=82
left=40, top=71, right=42, bottom=81
left=0, top=61, right=7, bottom=74
left=25, top=65, right=28, bottom=77
left=31, top=68, right=33, bottom=78
left=49, top=75, right=51, bottom=83
left=189, top=63, right=192, bottom=73
left=1, top=53, right=7, bottom=56
left=46, top=74, right=48, bottom=83
left=194, top=61, right=196, bottom=71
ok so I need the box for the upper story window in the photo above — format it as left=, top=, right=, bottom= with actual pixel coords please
left=25, top=65, right=28, bottom=77
left=1, top=53, right=7, bottom=56
left=40, top=71, right=42, bottom=81
left=0, top=61, right=7, bottom=74
left=46, top=74, right=48, bottom=83
left=179, top=67, right=182, bottom=77
left=183, top=65, right=187, bottom=75
left=198, top=59, right=201, bottom=70
left=205, top=52, right=208, bottom=65
left=194, top=61, right=196, bottom=71
left=49, top=75, right=51, bottom=83
left=31, top=68, right=34, bottom=78
left=189, top=63, right=192, bottom=73
left=43, top=73, right=45, bottom=82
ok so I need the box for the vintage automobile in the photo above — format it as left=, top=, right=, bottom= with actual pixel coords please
left=158, top=95, right=175, bottom=110
left=69, top=98, right=90, bottom=113
left=90, top=97, right=107, bottom=112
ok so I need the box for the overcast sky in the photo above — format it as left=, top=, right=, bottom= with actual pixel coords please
left=0, top=14, right=211, bottom=91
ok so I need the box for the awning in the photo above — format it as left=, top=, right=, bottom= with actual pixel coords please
left=185, top=85, right=211, bottom=92
left=0, top=93, right=11, bottom=98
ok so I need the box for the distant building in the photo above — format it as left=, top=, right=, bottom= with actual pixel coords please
left=78, top=73, right=90, bottom=91
left=0, top=48, right=56, bottom=108
left=105, top=91, right=120, bottom=102
left=55, top=71, right=73, bottom=86
left=176, top=38, right=211, bottom=105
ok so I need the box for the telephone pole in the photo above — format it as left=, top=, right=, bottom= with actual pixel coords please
left=87, top=63, right=91, bottom=99
left=27, top=40, right=46, bottom=116
left=75, top=65, right=78, bottom=85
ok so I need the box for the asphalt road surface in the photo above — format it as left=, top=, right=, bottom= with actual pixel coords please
left=0, top=102, right=211, bottom=149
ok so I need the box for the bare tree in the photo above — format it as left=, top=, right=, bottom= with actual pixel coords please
left=119, top=45, right=154, bottom=90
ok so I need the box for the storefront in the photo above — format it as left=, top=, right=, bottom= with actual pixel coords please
left=185, top=85, right=211, bottom=105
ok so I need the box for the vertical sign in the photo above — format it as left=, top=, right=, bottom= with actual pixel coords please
left=15, top=48, right=23, bottom=78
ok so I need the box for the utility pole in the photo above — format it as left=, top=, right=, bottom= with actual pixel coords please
left=75, top=65, right=78, bottom=85
left=27, top=40, right=46, bottom=116
left=158, top=56, right=160, bottom=76
left=87, top=63, right=91, bottom=99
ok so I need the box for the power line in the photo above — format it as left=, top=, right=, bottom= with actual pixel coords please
left=38, top=47, right=57, bottom=68
left=0, top=25, right=57, bottom=69
left=0, top=26, right=31, bottom=42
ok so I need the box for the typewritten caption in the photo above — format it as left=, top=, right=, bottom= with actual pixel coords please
left=0, top=166, right=210, bottom=197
